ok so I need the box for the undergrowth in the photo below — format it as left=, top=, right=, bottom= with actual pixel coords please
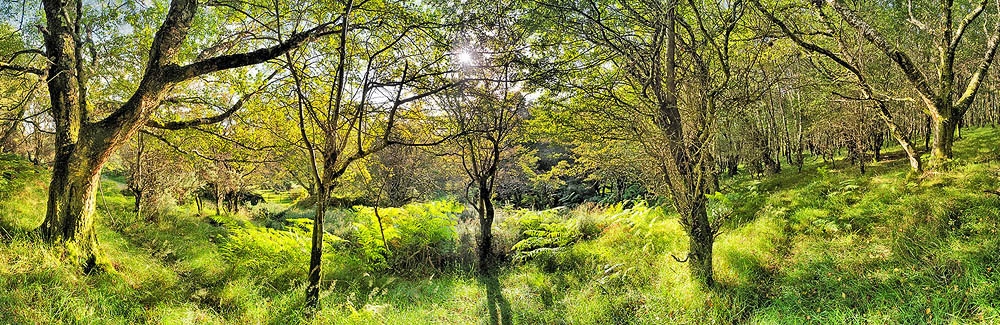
left=1, top=128, right=1000, bottom=323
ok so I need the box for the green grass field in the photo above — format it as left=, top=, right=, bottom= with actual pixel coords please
left=1, top=128, right=999, bottom=324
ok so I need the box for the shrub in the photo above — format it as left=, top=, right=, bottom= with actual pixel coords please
left=220, top=219, right=348, bottom=291
left=352, top=200, right=464, bottom=274
left=247, top=202, right=287, bottom=225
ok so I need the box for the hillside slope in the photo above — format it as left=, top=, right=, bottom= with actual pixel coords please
left=0, top=128, right=999, bottom=324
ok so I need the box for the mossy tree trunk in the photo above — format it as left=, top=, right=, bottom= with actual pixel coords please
left=930, top=111, right=959, bottom=161
left=41, top=144, right=108, bottom=271
left=679, top=199, right=714, bottom=286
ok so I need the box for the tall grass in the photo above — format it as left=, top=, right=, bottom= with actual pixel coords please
left=1, top=129, right=1000, bottom=323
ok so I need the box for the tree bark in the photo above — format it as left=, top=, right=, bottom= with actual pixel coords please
left=931, top=115, right=958, bottom=160
left=305, top=185, right=329, bottom=308
left=477, top=180, right=495, bottom=275
left=683, top=200, right=714, bottom=287
left=41, top=144, right=107, bottom=272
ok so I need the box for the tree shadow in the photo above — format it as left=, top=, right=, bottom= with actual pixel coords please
left=479, top=274, right=512, bottom=325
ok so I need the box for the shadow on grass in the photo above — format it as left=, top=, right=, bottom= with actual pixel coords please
left=480, top=274, right=512, bottom=325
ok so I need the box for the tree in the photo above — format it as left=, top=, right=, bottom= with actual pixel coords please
left=755, top=0, right=1000, bottom=166
left=278, top=0, right=463, bottom=307
left=446, top=85, right=525, bottom=274
left=0, top=0, right=345, bottom=270
left=438, top=0, right=551, bottom=274
left=545, top=0, right=764, bottom=285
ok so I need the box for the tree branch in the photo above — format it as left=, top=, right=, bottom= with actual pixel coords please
left=145, top=95, right=247, bottom=130
left=147, top=0, right=198, bottom=68
left=907, top=0, right=929, bottom=30
left=950, top=0, right=989, bottom=51
left=0, top=62, right=46, bottom=76
left=955, top=18, right=1000, bottom=110
left=166, top=19, right=343, bottom=83
left=826, top=0, right=938, bottom=106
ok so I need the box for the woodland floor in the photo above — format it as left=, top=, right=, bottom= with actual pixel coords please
left=2, top=128, right=1000, bottom=324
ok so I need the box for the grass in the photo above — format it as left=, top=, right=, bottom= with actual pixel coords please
left=1, top=128, right=1000, bottom=323
left=0, top=154, right=47, bottom=231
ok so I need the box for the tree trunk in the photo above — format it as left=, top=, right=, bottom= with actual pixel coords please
left=40, top=145, right=106, bottom=272
left=305, top=186, right=329, bottom=308
left=195, top=195, right=203, bottom=216
left=215, top=186, right=223, bottom=216
left=796, top=110, right=804, bottom=172
left=134, top=190, right=143, bottom=219
left=931, top=115, right=957, bottom=161
left=957, top=118, right=964, bottom=140
left=677, top=196, right=714, bottom=286
left=477, top=181, right=495, bottom=275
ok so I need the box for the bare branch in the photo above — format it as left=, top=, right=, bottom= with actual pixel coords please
left=825, top=0, right=938, bottom=106
left=907, top=0, right=928, bottom=30
left=950, top=0, right=989, bottom=51
left=145, top=95, right=247, bottom=130
left=166, top=19, right=344, bottom=83
left=0, top=62, right=46, bottom=76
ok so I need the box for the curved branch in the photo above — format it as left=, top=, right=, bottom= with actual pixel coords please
left=955, top=24, right=1000, bottom=110
left=145, top=96, right=247, bottom=130
left=166, top=19, right=344, bottom=83
left=950, top=0, right=989, bottom=51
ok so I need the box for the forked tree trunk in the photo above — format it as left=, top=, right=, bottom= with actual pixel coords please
left=930, top=115, right=958, bottom=161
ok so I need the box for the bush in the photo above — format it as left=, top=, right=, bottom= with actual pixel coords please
left=506, top=205, right=609, bottom=263
left=247, top=202, right=287, bottom=225
left=352, top=200, right=464, bottom=274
